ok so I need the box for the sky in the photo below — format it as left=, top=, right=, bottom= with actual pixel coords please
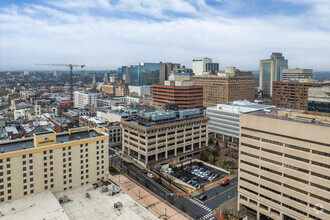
left=1, top=0, right=330, bottom=71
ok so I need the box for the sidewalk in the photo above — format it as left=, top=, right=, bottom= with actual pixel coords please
left=109, top=174, right=189, bottom=220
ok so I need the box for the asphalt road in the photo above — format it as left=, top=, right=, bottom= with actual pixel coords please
left=200, top=177, right=238, bottom=210
left=109, top=155, right=237, bottom=220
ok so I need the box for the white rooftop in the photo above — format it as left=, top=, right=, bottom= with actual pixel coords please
left=207, top=100, right=275, bottom=114
left=0, top=190, right=69, bottom=220
left=54, top=183, right=158, bottom=220
left=4, top=127, right=18, bottom=134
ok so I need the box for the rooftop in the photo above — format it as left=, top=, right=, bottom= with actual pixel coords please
left=54, top=182, right=158, bottom=220
left=207, top=100, right=275, bottom=114
left=0, top=130, right=103, bottom=154
left=0, top=190, right=69, bottom=220
left=250, top=108, right=330, bottom=127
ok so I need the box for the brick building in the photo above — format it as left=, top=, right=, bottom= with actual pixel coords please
left=272, top=81, right=330, bottom=110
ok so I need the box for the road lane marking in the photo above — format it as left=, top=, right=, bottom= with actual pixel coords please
left=203, top=184, right=237, bottom=203
left=218, top=196, right=236, bottom=208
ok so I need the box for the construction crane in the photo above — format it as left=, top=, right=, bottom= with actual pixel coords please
left=36, top=63, right=85, bottom=100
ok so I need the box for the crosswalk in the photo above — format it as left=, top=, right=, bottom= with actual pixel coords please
left=189, top=198, right=212, bottom=212
left=198, top=212, right=215, bottom=220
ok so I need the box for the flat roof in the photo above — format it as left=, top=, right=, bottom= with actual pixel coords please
left=250, top=108, right=330, bottom=127
left=54, top=183, right=158, bottom=220
left=0, top=130, right=103, bottom=154
left=0, top=190, right=69, bottom=220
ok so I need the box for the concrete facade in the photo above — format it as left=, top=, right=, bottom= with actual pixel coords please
left=237, top=109, right=330, bottom=220
left=193, top=71, right=255, bottom=107
left=74, top=91, right=98, bottom=108
left=0, top=127, right=108, bottom=203
left=259, top=52, right=288, bottom=97
left=283, top=68, right=313, bottom=82
left=121, top=110, right=209, bottom=165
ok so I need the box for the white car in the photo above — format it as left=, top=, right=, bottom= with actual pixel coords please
left=147, top=173, right=154, bottom=178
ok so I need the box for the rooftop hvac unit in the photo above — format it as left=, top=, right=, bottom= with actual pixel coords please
left=85, top=192, right=91, bottom=199
left=114, top=202, right=123, bottom=209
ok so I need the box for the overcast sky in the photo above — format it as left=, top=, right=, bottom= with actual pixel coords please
left=1, top=0, right=330, bottom=71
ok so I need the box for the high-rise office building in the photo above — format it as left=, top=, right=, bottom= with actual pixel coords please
left=308, top=86, right=330, bottom=113
left=0, top=127, right=108, bottom=203
left=159, top=62, right=181, bottom=85
left=129, top=63, right=160, bottom=86
left=121, top=109, right=209, bottom=165
left=74, top=91, right=98, bottom=108
left=272, top=81, right=330, bottom=110
left=282, top=68, right=313, bottom=82
left=259, top=52, right=288, bottom=97
left=193, top=68, right=255, bottom=106
left=192, top=57, right=219, bottom=75
left=237, top=109, right=330, bottom=220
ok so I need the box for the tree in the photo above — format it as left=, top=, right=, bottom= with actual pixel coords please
left=211, top=147, right=219, bottom=157
left=5, top=112, right=14, bottom=118
left=209, top=154, right=215, bottom=164
left=215, top=141, right=219, bottom=148
left=209, top=138, right=213, bottom=145
left=200, top=150, right=208, bottom=161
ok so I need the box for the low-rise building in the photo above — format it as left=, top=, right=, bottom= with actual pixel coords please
left=63, top=108, right=96, bottom=121
left=206, top=100, right=274, bottom=147
left=272, top=81, right=330, bottom=110
left=121, top=109, right=209, bottom=165
left=282, top=68, right=313, bottom=82
left=0, top=127, right=108, bottom=203
left=308, top=86, right=330, bottom=113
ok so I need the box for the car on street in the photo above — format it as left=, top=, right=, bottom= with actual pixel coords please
left=199, top=194, right=207, bottom=201
left=147, top=173, right=154, bottom=178
left=221, top=178, right=230, bottom=186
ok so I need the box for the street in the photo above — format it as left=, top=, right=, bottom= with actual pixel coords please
left=109, top=155, right=237, bottom=220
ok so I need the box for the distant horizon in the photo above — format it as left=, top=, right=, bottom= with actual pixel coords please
left=1, top=0, right=330, bottom=71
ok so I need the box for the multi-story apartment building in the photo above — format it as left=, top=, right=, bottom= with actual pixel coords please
left=206, top=100, right=274, bottom=147
left=192, top=57, right=219, bottom=75
left=272, top=81, right=330, bottom=110
left=74, top=91, right=98, bottom=108
left=0, top=127, right=108, bottom=203
left=260, top=52, right=288, bottom=97
left=238, top=109, right=330, bottom=220
left=282, top=68, right=313, bottom=82
left=308, top=86, right=330, bottom=113
left=121, top=109, right=209, bottom=165
left=193, top=67, right=255, bottom=106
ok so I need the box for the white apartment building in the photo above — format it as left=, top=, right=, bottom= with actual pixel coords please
left=192, top=57, right=219, bottom=75
left=206, top=100, right=274, bottom=147
left=74, top=91, right=98, bottom=108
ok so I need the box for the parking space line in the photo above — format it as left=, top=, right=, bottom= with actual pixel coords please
left=203, top=184, right=237, bottom=203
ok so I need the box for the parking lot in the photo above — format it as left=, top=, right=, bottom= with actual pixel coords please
left=171, top=162, right=227, bottom=189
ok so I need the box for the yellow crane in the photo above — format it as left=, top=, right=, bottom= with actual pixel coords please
left=36, top=63, right=85, bottom=100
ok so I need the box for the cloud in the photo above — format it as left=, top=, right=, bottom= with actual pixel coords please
left=0, top=0, right=330, bottom=71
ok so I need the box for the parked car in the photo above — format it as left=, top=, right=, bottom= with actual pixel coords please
left=147, top=173, right=154, bottom=178
left=221, top=178, right=230, bottom=186
left=199, top=195, right=207, bottom=201
left=141, top=169, right=147, bottom=174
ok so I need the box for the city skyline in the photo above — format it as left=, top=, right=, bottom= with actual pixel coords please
left=1, top=0, right=330, bottom=71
